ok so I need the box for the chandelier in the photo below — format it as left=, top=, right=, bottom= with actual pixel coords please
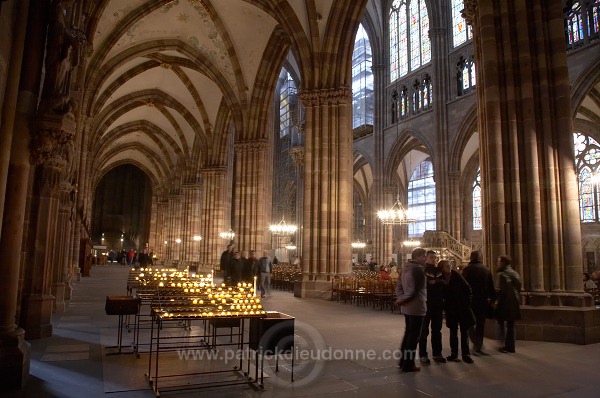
left=269, top=217, right=297, bottom=236
left=403, top=240, right=421, bottom=247
left=351, top=239, right=366, bottom=249
left=377, top=194, right=416, bottom=225
left=219, top=228, right=235, bottom=240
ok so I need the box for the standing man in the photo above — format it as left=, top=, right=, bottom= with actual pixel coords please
left=220, top=244, right=234, bottom=283
left=395, top=247, right=427, bottom=372
left=494, top=255, right=522, bottom=353
left=257, top=250, right=273, bottom=298
left=418, top=250, right=446, bottom=364
left=462, top=250, right=496, bottom=353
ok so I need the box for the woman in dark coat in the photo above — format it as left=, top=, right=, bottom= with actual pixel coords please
left=439, top=260, right=475, bottom=363
left=494, top=255, right=522, bottom=353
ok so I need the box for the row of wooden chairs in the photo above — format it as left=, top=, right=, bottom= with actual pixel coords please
left=331, top=277, right=398, bottom=312
left=271, top=265, right=302, bottom=292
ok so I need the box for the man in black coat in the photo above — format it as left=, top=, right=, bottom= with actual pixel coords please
left=418, top=250, right=446, bottom=364
left=220, top=244, right=234, bottom=282
left=462, top=250, right=496, bottom=353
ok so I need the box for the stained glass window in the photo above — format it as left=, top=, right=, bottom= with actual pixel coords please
left=452, top=0, right=471, bottom=47
left=574, top=132, right=600, bottom=222
left=408, top=159, right=436, bottom=237
left=565, top=1, right=600, bottom=49
left=456, top=55, right=476, bottom=96
left=472, top=168, right=482, bottom=230
left=389, top=0, right=431, bottom=82
left=352, top=24, right=374, bottom=128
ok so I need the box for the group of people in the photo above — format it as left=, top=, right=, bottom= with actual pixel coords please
left=396, top=248, right=522, bottom=373
left=219, top=245, right=274, bottom=298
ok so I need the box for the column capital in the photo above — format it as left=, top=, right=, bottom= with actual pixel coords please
left=428, top=27, right=447, bottom=38
left=234, top=139, right=269, bottom=153
left=448, top=170, right=461, bottom=181
left=299, top=87, right=352, bottom=107
left=201, top=166, right=227, bottom=177
left=29, top=114, right=76, bottom=165
left=462, top=0, right=478, bottom=27
left=289, top=146, right=304, bottom=166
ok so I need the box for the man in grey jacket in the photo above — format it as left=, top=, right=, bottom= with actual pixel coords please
left=395, top=247, right=427, bottom=372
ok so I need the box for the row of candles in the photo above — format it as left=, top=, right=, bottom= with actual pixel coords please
left=128, top=267, right=265, bottom=318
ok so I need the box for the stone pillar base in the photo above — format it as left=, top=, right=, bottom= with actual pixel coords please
left=64, top=281, right=72, bottom=301
left=294, top=280, right=332, bottom=299
left=485, top=293, right=600, bottom=344
left=52, top=283, right=66, bottom=314
left=0, top=328, right=30, bottom=390
left=20, top=294, right=54, bottom=339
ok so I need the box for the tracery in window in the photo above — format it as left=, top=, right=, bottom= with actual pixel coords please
left=565, top=0, right=600, bottom=49
left=574, top=132, right=600, bottom=222
left=389, top=0, right=431, bottom=82
left=457, top=55, right=476, bottom=96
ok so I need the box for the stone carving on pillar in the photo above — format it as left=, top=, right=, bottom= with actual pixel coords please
left=448, top=170, right=461, bottom=182
left=289, top=147, right=305, bottom=166
left=299, top=87, right=352, bottom=107
left=39, top=0, right=87, bottom=117
left=30, top=116, right=76, bottom=165
left=462, top=0, right=478, bottom=27
left=233, top=140, right=269, bottom=154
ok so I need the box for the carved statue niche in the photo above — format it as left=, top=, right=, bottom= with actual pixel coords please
left=40, top=0, right=85, bottom=116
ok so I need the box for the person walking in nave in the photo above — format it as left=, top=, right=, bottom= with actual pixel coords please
left=244, top=250, right=258, bottom=283
left=462, top=250, right=496, bottom=353
left=494, top=255, right=522, bottom=353
left=255, top=250, right=273, bottom=298
left=220, top=244, right=234, bottom=283
left=419, top=250, right=447, bottom=364
left=439, top=260, right=476, bottom=364
left=395, top=247, right=427, bottom=372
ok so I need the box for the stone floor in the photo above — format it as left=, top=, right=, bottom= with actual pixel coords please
left=5, top=263, right=600, bottom=398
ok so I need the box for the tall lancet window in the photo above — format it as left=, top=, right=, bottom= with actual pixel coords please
left=352, top=24, right=374, bottom=128
left=408, top=159, right=436, bottom=237
left=389, top=0, right=431, bottom=82
left=472, top=168, right=482, bottom=230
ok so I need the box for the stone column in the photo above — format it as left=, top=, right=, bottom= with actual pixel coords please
left=180, top=182, right=202, bottom=261
left=233, top=140, right=270, bottom=252
left=155, top=199, right=167, bottom=260
left=200, top=167, right=228, bottom=266
left=166, top=193, right=182, bottom=261
left=429, top=26, right=451, bottom=234
left=466, top=0, right=582, bottom=291
left=465, top=2, right=595, bottom=344
left=0, top=0, right=32, bottom=389
left=290, top=147, right=304, bottom=258
left=371, top=64, right=391, bottom=266
left=51, top=181, right=72, bottom=313
left=298, top=87, right=353, bottom=297
left=448, top=170, right=462, bottom=241
left=21, top=132, right=72, bottom=339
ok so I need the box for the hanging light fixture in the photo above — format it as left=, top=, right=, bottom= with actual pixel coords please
left=402, top=239, right=421, bottom=247
left=219, top=228, right=235, bottom=240
left=351, top=239, right=367, bottom=249
left=269, top=216, right=297, bottom=236
left=377, top=194, right=416, bottom=225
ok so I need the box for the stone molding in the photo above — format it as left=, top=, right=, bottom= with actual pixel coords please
left=299, top=87, right=352, bottom=107
left=201, top=166, right=227, bottom=177
left=233, top=140, right=269, bottom=153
